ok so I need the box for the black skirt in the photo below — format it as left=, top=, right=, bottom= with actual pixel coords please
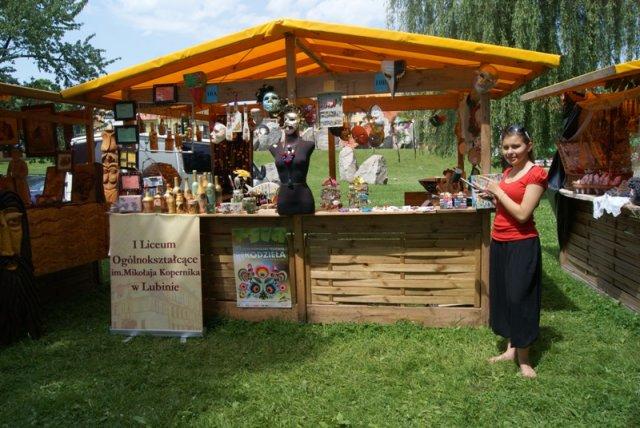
left=489, top=237, right=542, bottom=348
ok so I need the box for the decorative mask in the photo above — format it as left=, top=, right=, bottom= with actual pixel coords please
left=474, top=64, right=499, bottom=94
left=302, top=104, right=316, bottom=125
left=262, top=91, right=281, bottom=116
left=210, top=122, right=227, bottom=144
left=351, top=125, right=369, bottom=146
left=283, top=111, right=300, bottom=135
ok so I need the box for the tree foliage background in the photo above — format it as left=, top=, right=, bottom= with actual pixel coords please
left=0, top=0, right=116, bottom=92
left=386, top=0, right=640, bottom=157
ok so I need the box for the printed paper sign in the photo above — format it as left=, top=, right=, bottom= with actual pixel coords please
left=317, top=92, right=344, bottom=128
left=109, top=215, right=203, bottom=336
left=232, top=228, right=291, bottom=308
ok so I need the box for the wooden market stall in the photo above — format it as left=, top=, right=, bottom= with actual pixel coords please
left=61, top=19, right=559, bottom=326
left=0, top=83, right=109, bottom=281
left=521, top=60, right=640, bottom=312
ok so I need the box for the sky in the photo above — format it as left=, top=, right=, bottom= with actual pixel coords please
left=14, top=0, right=389, bottom=87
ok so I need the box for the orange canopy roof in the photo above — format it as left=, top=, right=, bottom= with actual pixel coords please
left=61, top=19, right=560, bottom=104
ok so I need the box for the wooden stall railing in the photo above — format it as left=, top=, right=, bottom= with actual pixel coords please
left=559, top=194, right=640, bottom=312
left=201, top=210, right=487, bottom=326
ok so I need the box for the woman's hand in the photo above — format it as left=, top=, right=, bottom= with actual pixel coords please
left=484, top=181, right=502, bottom=196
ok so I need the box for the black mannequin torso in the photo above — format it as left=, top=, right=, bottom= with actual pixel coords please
left=269, top=136, right=315, bottom=215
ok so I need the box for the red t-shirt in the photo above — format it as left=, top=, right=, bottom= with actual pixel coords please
left=492, top=165, right=548, bottom=241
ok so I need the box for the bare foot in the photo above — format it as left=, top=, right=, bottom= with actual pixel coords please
left=519, top=364, right=537, bottom=378
left=488, top=349, right=515, bottom=363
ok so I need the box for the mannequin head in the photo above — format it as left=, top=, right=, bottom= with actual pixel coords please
left=210, top=122, right=227, bottom=144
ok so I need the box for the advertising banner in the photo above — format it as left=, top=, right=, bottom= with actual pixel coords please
left=317, top=92, right=344, bottom=128
left=232, top=228, right=292, bottom=308
left=109, top=214, right=203, bottom=337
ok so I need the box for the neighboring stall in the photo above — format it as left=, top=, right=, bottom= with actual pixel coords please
left=521, top=60, right=640, bottom=312
left=61, top=19, right=559, bottom=326
left=0, top=83, right=109, bottom=283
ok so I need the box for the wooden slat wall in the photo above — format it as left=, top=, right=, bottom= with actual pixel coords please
left=29, top=203, right=109, bottom=276
left=561, top=198, right=640, bottom=312
left=304, top=214, right=481, bottom=309
left=200, top=216, right=300, bottom=321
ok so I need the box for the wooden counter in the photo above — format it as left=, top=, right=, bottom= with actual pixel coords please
left=558, top=190, right=640, bottom=312
left=199, top=208, right=490, bottom=326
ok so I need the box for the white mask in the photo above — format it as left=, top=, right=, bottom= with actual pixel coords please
left=283, top=112, right=300, bottom=135
left=210, top=122, right=226, bottom=144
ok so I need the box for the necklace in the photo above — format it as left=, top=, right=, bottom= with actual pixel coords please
left=281, top=144, right=296, bottom=166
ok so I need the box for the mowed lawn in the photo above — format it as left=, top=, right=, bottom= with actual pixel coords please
left=0, top=149, right=639, bottom=426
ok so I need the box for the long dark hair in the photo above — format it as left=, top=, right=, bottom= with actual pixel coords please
left=500, top=124, right=535, bottom=161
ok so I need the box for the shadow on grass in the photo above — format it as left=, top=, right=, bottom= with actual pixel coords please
left=1, top=285, right=343, bottom=425
left=495, top=325, right=562, bottom=368
left=541, top=270, right=579, bottom=312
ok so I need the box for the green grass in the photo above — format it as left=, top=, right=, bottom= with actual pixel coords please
left=254, top=148, right=458, bottom=207
left=1, top=151, right=639, bottom=426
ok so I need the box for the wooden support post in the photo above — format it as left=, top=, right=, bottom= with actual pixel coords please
left=479, top=93, right=491, bottom=174
left=478, top=92, right=491, bottom=324
left=285, top=34, right=297, bottom=104
left=293, top=215, right=307, bottom=322
left=84, top=107, right=94, bottom=164
left=328, top=131, right=336, bottom=180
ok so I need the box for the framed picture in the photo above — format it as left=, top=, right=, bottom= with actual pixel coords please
left=115, top=125, right=139, bottom=145
left=71, top=163, right=104, bottom=203
left=56, top=151, right=72, bottom=172
left=22, top=104, right=57, bottom=156
left=114, top=101, right=137, bottom=121
left=41, top=166, right=66, bottom=203
left=153, top=84, right=178, bottom=104
left=0, top=117, right=19, bottom=146
left=119, top=148, right=138, bottom=169
left=119, top=171, right=143, bottom=195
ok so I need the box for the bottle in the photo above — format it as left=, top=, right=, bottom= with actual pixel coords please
left=149, top=123, right=158, bottom=151
left=142, top=189, right=154, bottom=213
left=175, top=187, right=185, bottom=214
left=196, top=125, right=202, bottom=142
left=214, top=175, right=223, bottom=204
left=191, top=170, right=199, bottom=197
left=164, top=186, right=176, bottom=214
left=242, top=106, right=250, bottom=142
left=165, top=129, right=174, bottom=151
left=205, top=173, right=215, bottom=213
left=172, top=176, right=181, bottom=196
left=184, top=177, right=193, bottom=201
left=153, top=186, right=164, bottom=213
left=158, top=118, right=166, bottom=135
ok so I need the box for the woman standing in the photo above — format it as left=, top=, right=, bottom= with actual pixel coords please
left=482, top=125, right=548, bottom=378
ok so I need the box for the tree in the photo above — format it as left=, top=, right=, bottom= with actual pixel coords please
left=387, top=0, right=640, bottom=157
left=0, top=0, right=117, bottom=87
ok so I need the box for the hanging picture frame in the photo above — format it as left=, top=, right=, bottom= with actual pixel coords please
left=0, top=117, right=19, bottom=146
left=153, top=84, right=179, bottom=104
left=22, top=104, right=57, bottom=157
left=114, top=101, right=138, bottom=121
left=56, top=151, right=72, bottom=172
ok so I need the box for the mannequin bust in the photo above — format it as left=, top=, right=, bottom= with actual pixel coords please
left=269, top=106, right=315, bottom=215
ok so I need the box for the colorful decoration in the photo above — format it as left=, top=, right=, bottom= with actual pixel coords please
left=237, top=264, right=288, bottom=300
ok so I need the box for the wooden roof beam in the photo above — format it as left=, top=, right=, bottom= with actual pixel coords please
left=295, top=37, right=333, bottom=74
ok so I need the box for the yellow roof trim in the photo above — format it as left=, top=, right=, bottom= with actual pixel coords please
left=62, top=18, right=560, bottom=102
left=521, top=59, right=640, bottom=102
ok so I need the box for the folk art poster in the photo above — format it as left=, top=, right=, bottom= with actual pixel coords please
left=109, top=215, right=203, bottom=337
left=232, top=228, right=292, bottom=308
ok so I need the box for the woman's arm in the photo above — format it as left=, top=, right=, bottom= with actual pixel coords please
left=485, top=181, right=545, bottom=223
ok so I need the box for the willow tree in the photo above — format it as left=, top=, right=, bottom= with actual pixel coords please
left=387, top=0, right=640, bottom=157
